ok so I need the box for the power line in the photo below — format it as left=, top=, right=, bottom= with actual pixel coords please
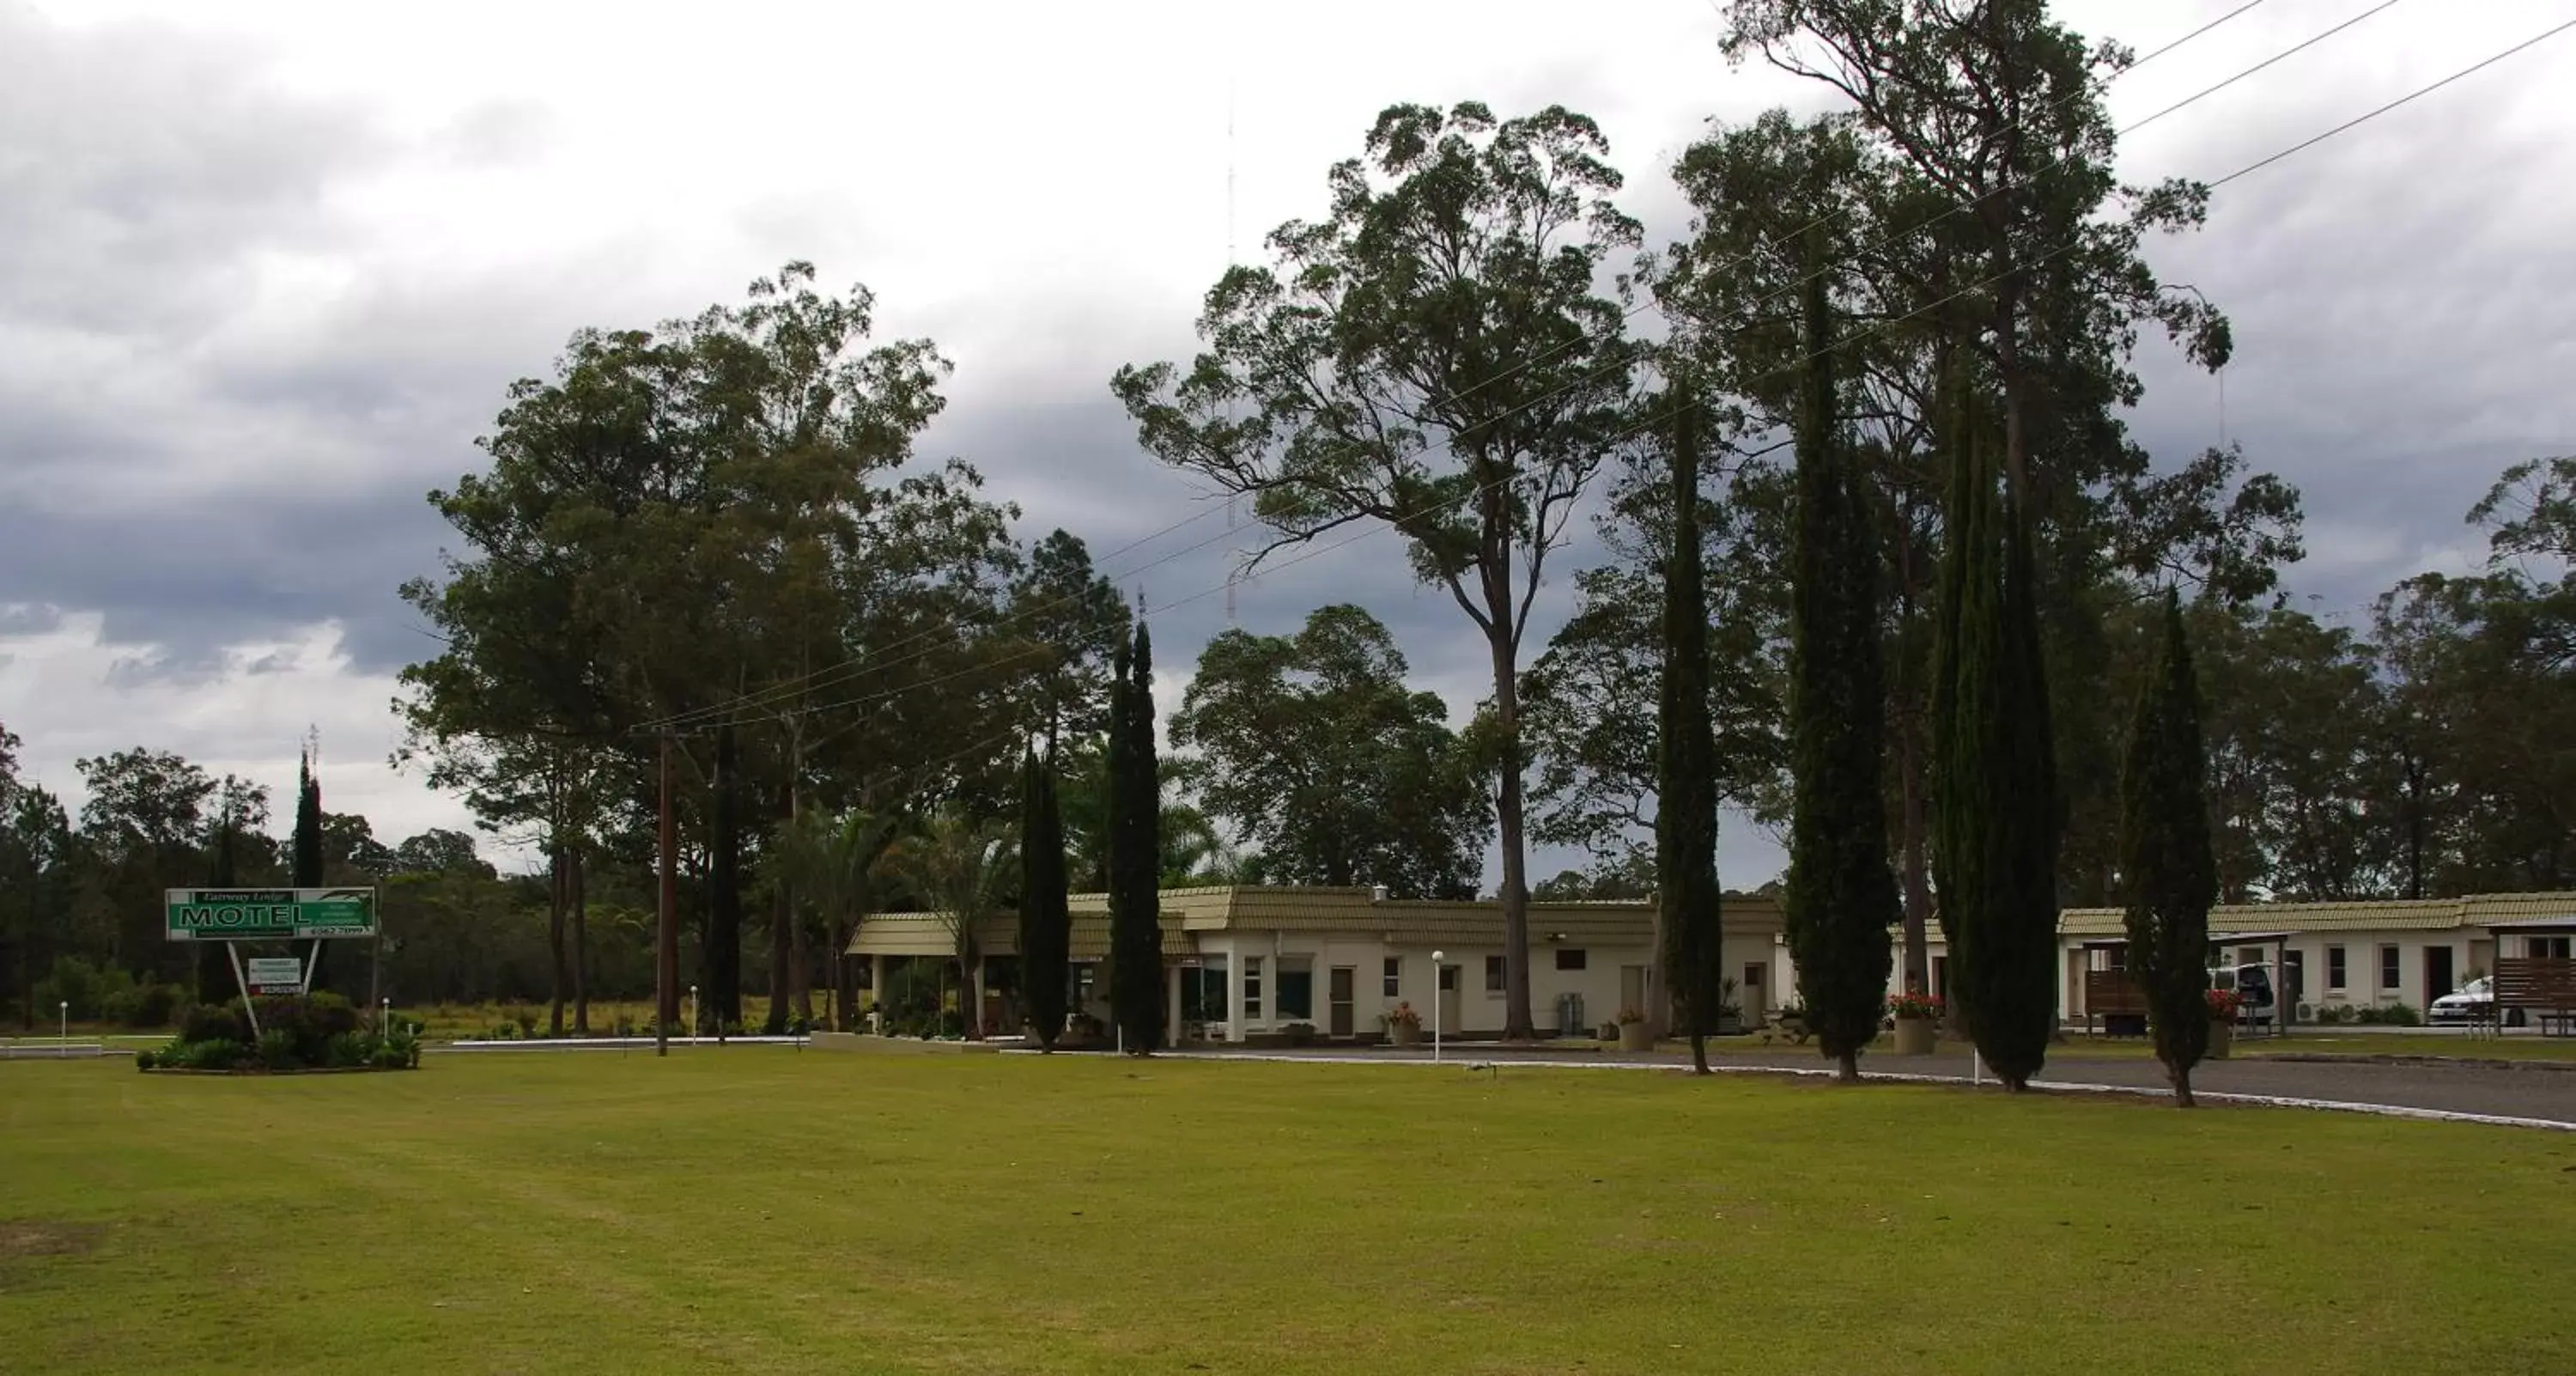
left=631, top=3, right=2284, bottom=735
left=700, top=12, right=2567, bottom=752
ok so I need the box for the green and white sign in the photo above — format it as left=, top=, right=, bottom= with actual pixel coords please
left=164, top=888, right=378, bottom=941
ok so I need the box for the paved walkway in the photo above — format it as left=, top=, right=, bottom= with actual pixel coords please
left=1169, top=1044, right=2576, bottom=1129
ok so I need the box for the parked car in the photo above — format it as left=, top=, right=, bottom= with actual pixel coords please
left=2208, top=963, right=2275, bottom=1027
left=2430, top=976, right=2524, bottom=1026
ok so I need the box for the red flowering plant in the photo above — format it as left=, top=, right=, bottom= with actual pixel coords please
left=2206, top=987, right=2244, bottom=1020
left=1886, top=991, right=1945, bottom=1020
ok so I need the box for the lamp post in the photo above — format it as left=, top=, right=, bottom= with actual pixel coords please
left=689, top=984, right=699, bottom=1043
left=59, top=1000, right=69, bottom=1047
left=1430, top=952, right=1443, bottom=1064
left=380, top=997, right=392, bottom=1034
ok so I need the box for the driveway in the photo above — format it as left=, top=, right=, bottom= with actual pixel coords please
left=1176, top=1044, right=2576, bottom=1129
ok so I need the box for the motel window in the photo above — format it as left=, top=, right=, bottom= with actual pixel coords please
left=2537, top=937, right=2574, bottom=960
left=1383, top=957, right=1401, bottom=997
left=1485, top=955, right=1506, bottom=992
left=2379, top=945, right=2401, bottom=992
left=2326, top=946, right=2347, bottom=991
left=1556, top=948, right=1587, bottom=971
left=1242, top=956, right=1263, bottom=1020
left=1278, top=965, right=1314, bottom=1020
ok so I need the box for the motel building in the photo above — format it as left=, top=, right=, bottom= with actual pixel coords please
left=849, top=885, right=1794, bottom=1045
left=848, top=885, right=2576, bottom=1044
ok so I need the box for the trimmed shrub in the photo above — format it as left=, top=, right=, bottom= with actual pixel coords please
left=325, top=1032, right=369, bottom=1069
left=180, top=1038, right=246, bottom=1070
left=182, top=1002, right=251, bottom=1044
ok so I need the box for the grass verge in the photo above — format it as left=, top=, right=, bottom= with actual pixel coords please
left=3, top=1050, right=2573, bottom=1373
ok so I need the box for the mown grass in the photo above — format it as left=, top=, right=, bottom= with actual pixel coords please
left=3, top=1049, right=2573, bottom=1373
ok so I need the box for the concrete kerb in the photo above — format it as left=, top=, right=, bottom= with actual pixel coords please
left=1077, top=1048, right=2576, bottom=1133
left=443, top=1035, right=812, bottom=1052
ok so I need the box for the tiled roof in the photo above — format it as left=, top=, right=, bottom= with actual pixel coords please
left=2058, top=892, right=2576, bottom=938
left=854, top=886, right=1789, bottom=952
left=848, top=911, right=1191, bottom=959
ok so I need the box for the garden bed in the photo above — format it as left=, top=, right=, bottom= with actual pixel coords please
left=134, top=992, right=423, bottom=1074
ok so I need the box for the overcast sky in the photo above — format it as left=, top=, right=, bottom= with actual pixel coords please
left=3, top=0, right=2572, bottom=885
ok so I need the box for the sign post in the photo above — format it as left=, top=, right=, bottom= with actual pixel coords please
left=166, top=889, right=380, bottom=1040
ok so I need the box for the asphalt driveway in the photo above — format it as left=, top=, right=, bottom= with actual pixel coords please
left=1182, top=1043, right=2576, bottom=1128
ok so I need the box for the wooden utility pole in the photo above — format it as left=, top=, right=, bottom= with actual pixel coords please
left=657, top=733, right=679, bottom=1057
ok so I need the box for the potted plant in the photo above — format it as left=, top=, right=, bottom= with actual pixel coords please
left=1886, top=990, right=1943, bottom=1056
left=1381, top=1002, right=1424, bottom=1047
left=1615, top=1007, right=1654, bottom=1052
left=2206, top=986, right=2241, bottom=1059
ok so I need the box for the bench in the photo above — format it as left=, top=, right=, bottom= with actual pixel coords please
left=2083, top=971, right=2151, bottom=1038
left=2495, top=958, right=2576, bottom=1036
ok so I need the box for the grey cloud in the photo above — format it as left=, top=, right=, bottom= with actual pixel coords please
left=435, top=100, right=556, bottom=167
left=0, top=5, right=385, bottom=337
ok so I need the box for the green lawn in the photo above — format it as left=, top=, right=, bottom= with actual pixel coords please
left=4, top=1050, right=2573, bottom=1374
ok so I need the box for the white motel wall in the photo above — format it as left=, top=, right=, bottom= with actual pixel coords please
left=848, top=885, right=2576, bottom=1042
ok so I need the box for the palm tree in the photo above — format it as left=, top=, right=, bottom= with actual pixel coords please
left=776, top=807, right=896, bottom=1032
left=884, top=807, right=1017, bottom=1038
left=1158, top=801, right=1244, bottom=887
left=1059, top=735, right=1249, bottom=890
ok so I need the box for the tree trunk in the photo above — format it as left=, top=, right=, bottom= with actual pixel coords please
left=570, top=847, right=590, bottom=1034
left=709, top=721, right=743, bottom=1038
left=792, top=896, right=813, bottom=1027
left=1484, top=582, right=1535, bottom=1042
left=834, top=921, right=858, bottom=1032
left=1899, top=697, right=1934, bottom=995
left=545, top=843, right=568, bottom=1038
left=2170, top=1062, right=2196, bottom=1108
left=1837, top=1049, right=1860, bottom=1084
left=1690, top=1031, right=1710, bottom=1075
left=765, top=881, right=793, bottom=1035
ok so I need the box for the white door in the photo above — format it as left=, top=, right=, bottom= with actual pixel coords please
left=1437, top=964, right=1461, bottom=1034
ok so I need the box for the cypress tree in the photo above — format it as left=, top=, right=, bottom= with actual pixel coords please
left=2118, top=590, right=2217, bottom=1106
left=1656, top=385, right=1722, bottom=1075
left=291, top=750, right=323, bottom=886
left=292, top=746, right=326, bottom=990
left=1019, top=744, right=1073, bottom=1050
left=1983, top=479, right=2063, bottom=1088
left=1932, top=394, right=2061, bottom=1092
left=1782, top=239, right=1898, bottom=1084
left=1109, top=623, right=1163, bottom=1052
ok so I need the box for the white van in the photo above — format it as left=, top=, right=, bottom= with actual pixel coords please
left=2208, top=963, right=2276, bottom=1027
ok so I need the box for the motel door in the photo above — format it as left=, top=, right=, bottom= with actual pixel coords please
left=1328, top=966, right=1356, bottom=1038
left=1437, top=964, right=1462, bottom=1034
left=2426, top=946, right=2455, bottom=1003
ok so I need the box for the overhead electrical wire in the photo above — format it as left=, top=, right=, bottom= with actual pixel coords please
left=710, top=9, right=2569, bottom=781
left=632, top=0, right=2297, bottom=735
